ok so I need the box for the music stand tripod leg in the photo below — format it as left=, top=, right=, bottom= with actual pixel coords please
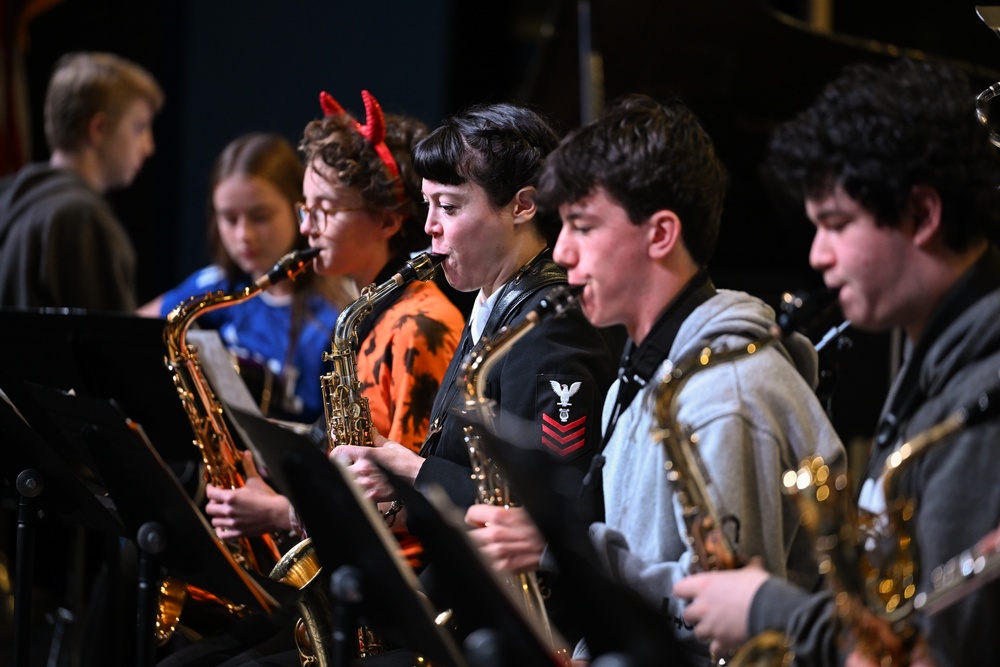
left=136, top=521, right=168, bottom=667
left=330, top=565, right=366, bottom=667
left=13, top=469, right=44, bottom=667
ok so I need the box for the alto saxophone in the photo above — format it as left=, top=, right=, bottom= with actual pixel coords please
left=269, top=252, right=445, bottom=666
left=457, top=284, right=580, bottom=658
left=159, top=247, right=319, bottom=642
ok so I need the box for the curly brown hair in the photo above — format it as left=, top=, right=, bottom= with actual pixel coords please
left=300, top=109, right=430, bottom=258
left=766, top=58, right=1000, bottom=252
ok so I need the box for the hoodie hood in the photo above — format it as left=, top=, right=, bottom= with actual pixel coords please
left=670, top=288, right=820, bottom=389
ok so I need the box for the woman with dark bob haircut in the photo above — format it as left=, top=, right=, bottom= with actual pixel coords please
left=329, top=101, right=620, bottom=653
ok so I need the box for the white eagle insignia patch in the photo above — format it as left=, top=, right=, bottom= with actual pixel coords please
left=549, top=380, right=582, bottom=423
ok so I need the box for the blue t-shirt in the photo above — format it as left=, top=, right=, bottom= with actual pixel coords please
left=159, top=266, right=339, bottom=423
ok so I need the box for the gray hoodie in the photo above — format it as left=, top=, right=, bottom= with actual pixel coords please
left=586, top=289, right=846, bottom=665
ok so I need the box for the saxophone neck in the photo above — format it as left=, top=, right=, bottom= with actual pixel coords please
left=459, top=284, right=579, bottom=411
left=332, top=286, right=374, bottom=352
left=164, top=284, right=257, bottom=357
left=165, top=247, right=320, bottom=355
left=881, top=380, right=1000, bottom=499
left=332, top=252, right=447, bottom=350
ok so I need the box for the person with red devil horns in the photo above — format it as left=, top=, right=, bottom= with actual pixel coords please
left=159, top=91, right=464, bottom=666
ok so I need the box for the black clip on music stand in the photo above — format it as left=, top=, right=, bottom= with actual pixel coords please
left=461, top=411, right=692, bottom=667
left=227, top=407, right=469, bottom=667
left=0, top=389, right=124, bottom=667
left=27, top=387, right=295, bottom=667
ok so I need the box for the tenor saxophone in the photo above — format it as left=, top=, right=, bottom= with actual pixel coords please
left=808, top=376, right=1000, bottom=667
left=457, top=283, right=580, bottom=658
left=649, top=342, right=764, bottom=572
left=780, top=378, right=1000, bottom=667
left=268, top=252, right=445, bottom=666
left=650, top=289, right=840, bottom=666
left=158, top=247, right=319, bottom=642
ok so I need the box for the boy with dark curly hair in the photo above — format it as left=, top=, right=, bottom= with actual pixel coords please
left=676, top=58, right=1000, bottom=667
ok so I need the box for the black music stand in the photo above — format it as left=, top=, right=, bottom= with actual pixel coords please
left=27, top=386, right=296, bottom=667
left=380, top=469, right=564, bottom=667
left=0, top=309, right=194, bottom=461
left=0, top=389, right=125, bottom=667
left=227, top=407, right=469, bottom=667
left=462, top=410, right=692, bottom=667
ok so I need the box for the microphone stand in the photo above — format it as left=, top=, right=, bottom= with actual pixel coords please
left=13, top=469, right=44, bottom=667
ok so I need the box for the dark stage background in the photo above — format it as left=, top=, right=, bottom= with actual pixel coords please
left=3, top=3, right=1000, bottom=665
left=8, top=0, right=1000, bottom=446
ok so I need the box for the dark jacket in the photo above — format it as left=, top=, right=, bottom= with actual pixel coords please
left=750, top=247, right=1000, bottom=667
left=415, top=252, right=618, bottom=510
left=0, top=163, right=137, bottom=310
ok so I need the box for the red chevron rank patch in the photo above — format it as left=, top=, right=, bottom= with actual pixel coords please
left=541, top=413, right=587, bottom=456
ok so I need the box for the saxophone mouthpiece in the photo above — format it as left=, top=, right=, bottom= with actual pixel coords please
left=395, top=252, right=446, bottom=285
left=258, top=247, right=321, bottom=289
left=537, top=284, right=582, bottom=318
left=298, top=247, right=322, bottom=262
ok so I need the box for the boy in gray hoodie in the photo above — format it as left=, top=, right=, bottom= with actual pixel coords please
left=465, top=94, right=845, bottom=666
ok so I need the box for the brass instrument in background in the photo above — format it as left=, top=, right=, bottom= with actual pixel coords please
left=914, top=525, right=1000, bottom=617
left=456, top=284, right=580, bottom=658
left=977, top=5, right=1000, bottom=148
left=782, top=378, right=1000, bottom=666
left=269, top=252, right=446, bottom=666
left=159, top=247, right=318, bottom=643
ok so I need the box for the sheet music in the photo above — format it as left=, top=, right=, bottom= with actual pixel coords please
left=187, top=329, right=263, bottom=417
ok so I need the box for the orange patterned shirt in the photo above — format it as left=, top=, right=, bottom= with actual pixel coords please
left=356, top=279, right=464, bottom=452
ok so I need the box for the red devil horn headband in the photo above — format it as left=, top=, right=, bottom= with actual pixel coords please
left=319, top=91, right=345, bottom=117
left=318, top=89, right=404, bottom=203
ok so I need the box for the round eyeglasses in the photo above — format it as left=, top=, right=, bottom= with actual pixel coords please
left=295, top=202, right=365, bottom=233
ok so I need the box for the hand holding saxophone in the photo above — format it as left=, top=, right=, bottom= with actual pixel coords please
left=206, top=450, right=293, bottom=539
left=330, top=433, right=424, bottom=504
left=674, top=558, right=770, bottom=658
left=465, top=505, right=546, bottom=574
